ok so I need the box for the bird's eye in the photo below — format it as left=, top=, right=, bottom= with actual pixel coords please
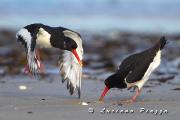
left=72, top=44, right=77, bottom=49
left=104, top=80, right=109, bottom=85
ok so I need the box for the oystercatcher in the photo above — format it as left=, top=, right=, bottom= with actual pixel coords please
left=16, top=23, right=83, bottom=98
left=99, top=37, right=167, bottom=102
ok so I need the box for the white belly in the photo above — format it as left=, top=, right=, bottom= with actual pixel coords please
left=36, top=28, right=52, bottom=48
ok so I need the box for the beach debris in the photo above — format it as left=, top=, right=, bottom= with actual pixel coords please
left=150, top=75, right=175, bottom=83
left=27, top=111, right=33, bottom=114
left=157, top=76, right=175, bottom=83
left=147, top=90, right=152, bottom=93
left=19, top=85, right=27, bottom=90
left=41, top=98, right=46, bottom=101
left=172, top=88, right=180, bottom=90
left=14, top=107, right=19, bottom=110
left=79, top=101, right=88, bottom=106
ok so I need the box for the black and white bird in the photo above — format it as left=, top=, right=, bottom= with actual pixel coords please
left=16, top=23, right=83, bottom=98
left=99, top=37, right=167, bottom=102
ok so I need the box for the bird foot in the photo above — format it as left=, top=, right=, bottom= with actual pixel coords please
left=23, top=60, right=45, bottom=76
left=97, top=100, right=104, bottom=104
left=130, top=98, right=136, bottom=103
left=24, top=64, right=31, bottom=75
left=119, top=99, right=135, bottom=105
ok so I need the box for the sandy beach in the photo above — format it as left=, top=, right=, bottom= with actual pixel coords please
left=0, top=72, right=179, bottom=120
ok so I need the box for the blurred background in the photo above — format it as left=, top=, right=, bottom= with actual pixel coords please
left=0, top=0, right=180, bottom=81
left=1, top=0, right=180, bottom=33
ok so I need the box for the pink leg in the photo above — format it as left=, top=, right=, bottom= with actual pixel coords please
left=131, top=88, right=142, bottom=103
left=24, top=49, right=45, bottom=75
left=24, top=63, right=30, bottom=74
left=24, top=63, right=32, bottom=77
left=35, top=49, right=45, bottom=73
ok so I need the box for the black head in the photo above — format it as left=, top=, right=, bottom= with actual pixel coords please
left=99, top=74, right=120, bottom=101
left=99, top=73, right=127, bottom=101
left=63, top=37, right=78, bottom=51
left=104, top=74, right=121, bottom=89
left=63, top=36, right=83, bottom=66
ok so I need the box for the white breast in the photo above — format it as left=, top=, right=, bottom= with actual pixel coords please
left=136, top=50, right=161, bottom=89
left=36, top=28, right=52, bottom=48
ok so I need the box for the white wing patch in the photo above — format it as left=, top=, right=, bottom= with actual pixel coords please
left=16, top=28, right=31, bottom=46
left=16, top=28, right=39, bottom=76
left=60, top=30, right=83, bottom=98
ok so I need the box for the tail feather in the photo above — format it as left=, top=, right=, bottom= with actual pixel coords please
left=159, top=36, right=167, bottom=50
left=78, top=87, right=81, bottom=99
left=69, top=82, right=74, bottom=95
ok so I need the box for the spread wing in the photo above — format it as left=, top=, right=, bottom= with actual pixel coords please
left=16, top=28, right=40, bottom=76
left=59, top=30, right=83, bottom=98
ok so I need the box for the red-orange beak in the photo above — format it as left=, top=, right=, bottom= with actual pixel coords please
left=72, top=49, right=83, bottom=66
left=99, top=86, right=109, bottom=101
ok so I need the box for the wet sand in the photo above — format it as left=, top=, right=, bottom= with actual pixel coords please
left=0, top=73, right=180, bottom=120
